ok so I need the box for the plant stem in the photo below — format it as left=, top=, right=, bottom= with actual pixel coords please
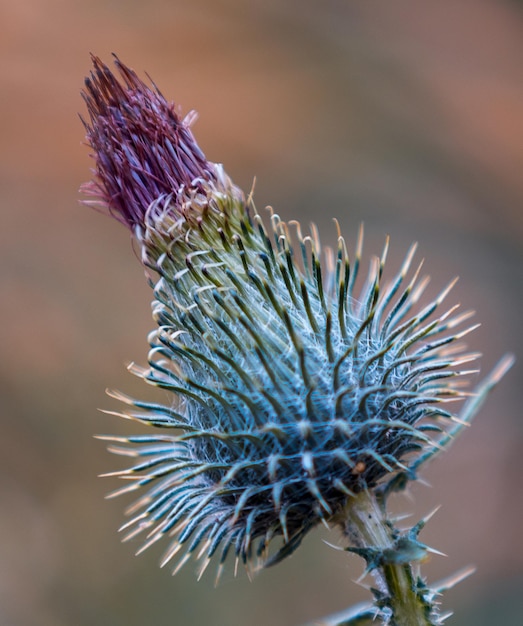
left=342, top=490, right=434, bottom=626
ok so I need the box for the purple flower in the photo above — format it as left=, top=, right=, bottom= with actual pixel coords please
left=81, top=55, right=216, bottom=230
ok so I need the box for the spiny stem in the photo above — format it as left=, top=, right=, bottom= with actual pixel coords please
left=342, top=490, right=434, bottom=626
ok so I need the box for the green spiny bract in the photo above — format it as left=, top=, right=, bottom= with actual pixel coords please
left=84, top=57, right=478, bottom=580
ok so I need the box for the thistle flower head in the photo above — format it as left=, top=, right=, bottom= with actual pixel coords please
left=83, top=57, right=504, bottom=580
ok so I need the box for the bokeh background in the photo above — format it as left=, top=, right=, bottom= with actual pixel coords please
left=1, top=1, right=522, bottom=625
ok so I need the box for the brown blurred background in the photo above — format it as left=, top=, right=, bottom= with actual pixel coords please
left=1, top=1, right=522, bottom=625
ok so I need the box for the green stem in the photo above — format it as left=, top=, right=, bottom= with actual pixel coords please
left=343, top=490, right=433, bottom=626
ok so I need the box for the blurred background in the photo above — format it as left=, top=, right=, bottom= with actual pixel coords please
left=1, top=1, right=522, bottom=625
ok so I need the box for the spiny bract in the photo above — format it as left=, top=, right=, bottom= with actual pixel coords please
left=83, top=56, right=479, bottom=580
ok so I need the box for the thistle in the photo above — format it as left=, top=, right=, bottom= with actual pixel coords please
left=82, top=55, right=513, bottom=625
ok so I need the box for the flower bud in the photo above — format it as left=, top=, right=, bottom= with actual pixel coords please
left=84, top=57, right=486, bottom=579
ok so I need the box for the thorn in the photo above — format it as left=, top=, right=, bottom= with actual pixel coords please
left=214, top=562, right=225, bottom=587
left=426, top=546, right=447, bottom=558
left=196, top=557, right=212, bottom=581
left=389, top=512, right=412, bottom=524
left=355, top=569, right=369, bottom=584
left=135, top=532, right=163, bottom=555
left=433, top=565, right=476, bottom=593
left=98, top=468, right=132, bottom=477
left=322, top=539, right=344, bottom=552
left=171, top=551, right=191, bottom=575
left=422, top=505, right=442, bottom=524
left=118, top=512, right=147, bottom=532
left=160, top=541, right=183, bottom=567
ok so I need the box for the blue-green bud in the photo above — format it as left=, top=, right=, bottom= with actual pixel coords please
left=82, top=57, right=489, bottom=580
